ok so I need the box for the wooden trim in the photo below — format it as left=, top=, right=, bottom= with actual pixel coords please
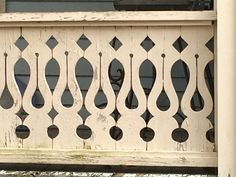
left=0, top=21, right=213, bottom=27
left=217, top=0, right=236, bottom=176
left=0, top=11, right=216, bottom=27
left=0, top=149, right=217, bottom=167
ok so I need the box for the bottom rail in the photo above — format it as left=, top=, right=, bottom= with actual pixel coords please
left=0, top=149, right=217, bottom=168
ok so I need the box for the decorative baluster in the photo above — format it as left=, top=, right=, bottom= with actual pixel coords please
left=181, top=26, right=214, bottom=152
left=52, top=28, right=83, bottom=149
left=84, top=27, right=116, bottom=150
left=147, top=27, right=179, bottom=151
left=22, top=28, right=52, bottom=148
left=0, top=28, right=22, bottom=148
left=116, top=27, right=147, bottom=150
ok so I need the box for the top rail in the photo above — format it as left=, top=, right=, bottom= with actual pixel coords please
left=0, top=11, right=216, bottom=27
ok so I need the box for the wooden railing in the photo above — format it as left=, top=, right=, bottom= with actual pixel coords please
left=0, top=11, right=217, bottom=168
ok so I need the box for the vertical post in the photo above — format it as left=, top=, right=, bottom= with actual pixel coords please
left=217, top=0, right=236, bottom=176
left=0, top=0, right=5, bottom=12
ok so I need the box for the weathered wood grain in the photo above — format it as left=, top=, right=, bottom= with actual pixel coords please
left=0, top=11, right=215, bottom=27
left=0, top=149, right=217, bottom=167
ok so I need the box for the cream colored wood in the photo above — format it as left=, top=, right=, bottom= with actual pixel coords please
left=0, top=23, right=216, bottom=167
left=84, top=27, right=115, bottom=150
left=0, top=21, right=213, bottom=28
left=0, top=149, right=217, bottom=167
left=213, top=22, right=217, bottom=154
left=217, top=0, right=236, bottom=176
left=0, top=28, right=22, bottom=148
left=115, top=27, right=146, bottom=150
left=148, top=27, right=179, bottom=151
left=0, top=11, right=216, bottom=23
left=181, top=26, right=214, bottom=152
left=50, top=27, right=83, bottom=149
left=22, top=28, right=52, bottom=148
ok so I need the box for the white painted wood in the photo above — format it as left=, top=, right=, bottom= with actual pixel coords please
left=0, top=11, right=216, bottom=23
left=115, top=27, right=146, bottom=150
left=0, top=21, right=213, bottom=27
left=22, top=28, right=52, bottom=148
left=0, top=149, right=217, bottom=167
left=84, top=27, right=115, bottom=150
left=0, top=22, right=216, bottom=167
left=52, top=27, right=83, bottom=149
left=0, top=28, right=22, bottom=148
left=217, top=0, right=236, bottom=176
left=148, top=27, right=179, bottom=151
left=181, top=26, right=214, bottom=152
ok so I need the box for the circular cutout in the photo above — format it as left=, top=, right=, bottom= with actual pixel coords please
left=15, top=125, right=30, bottom=139
left=206, top=128, right=215, bottom=143
left=47, top=125, right=59, bottom=139
left=110, top=126, right=123, bottom=141
left=172, top=128, right=189, bottom=143
left=76, top=124, right=92, bottom=139
left=140, top=127, right=155, bottom=142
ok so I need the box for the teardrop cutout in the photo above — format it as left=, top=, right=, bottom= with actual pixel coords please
left=95, top=89, right=108, bottom=109
left=156, top=88, right=170, bottom=111
left=45, top=58, right=60, bottom=92
left=0, top=86, right=14, bottom=109
left=61, top=85, right=74, bottom=108
left=125, top=88, right=138, bottom=109
left=14, top=58, right=30, bottom=96
left=190, top=88, right=204, bottom=111
left=139, top=59, right=156, bottom=93
left=108, top=59, right=125, bottom=94
left=32, top=89, right=45, bottom=109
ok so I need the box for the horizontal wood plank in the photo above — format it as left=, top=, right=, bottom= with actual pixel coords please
left=0, top=11, right=216, bottom=27
left=0, top=149, right=217, bottom=167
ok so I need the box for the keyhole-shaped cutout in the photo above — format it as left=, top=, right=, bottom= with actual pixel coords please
left=190, top=87, right=204, bottom=111
left=32, top=53, right=45, bottom=109
left=125, top=88, right=138, bottom=109
left=61, top=51, right=74, bottom=108
left=0, top=53, right=14, bottom=109
left=156, top=89, right=170, bottom=111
